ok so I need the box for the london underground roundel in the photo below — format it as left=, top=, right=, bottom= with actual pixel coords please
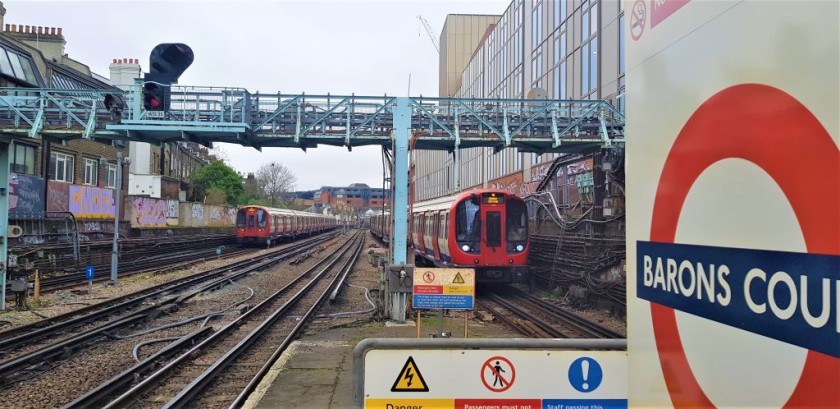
left=646, top=84, right=839, bottom=407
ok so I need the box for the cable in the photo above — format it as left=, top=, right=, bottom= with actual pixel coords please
left=132, top=337, right=181, bottom=362
left=319, top=282, right=376, bottom=317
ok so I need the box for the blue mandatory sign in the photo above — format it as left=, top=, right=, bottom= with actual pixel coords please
left=85, top=265, right=95, bottom=281
left=568, top=357, right=603, bottom=393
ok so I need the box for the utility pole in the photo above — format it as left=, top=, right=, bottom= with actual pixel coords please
left=110, top=154, right=125, bottom=284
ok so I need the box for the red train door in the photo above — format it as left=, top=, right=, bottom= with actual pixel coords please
left=479, top=194, right=506, bottom=266
left=431, top=212, right=441, bottom=260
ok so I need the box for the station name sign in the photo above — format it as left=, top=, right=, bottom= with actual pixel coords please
left=637, top=241, right=839, bottom=357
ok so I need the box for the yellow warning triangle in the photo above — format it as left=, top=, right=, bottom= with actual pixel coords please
left=390, top=356, right=429, bottom=392
left=452, top=272, right=465, bottom=284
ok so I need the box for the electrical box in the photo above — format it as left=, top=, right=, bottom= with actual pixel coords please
left=387, top=264, right=414, bottom=293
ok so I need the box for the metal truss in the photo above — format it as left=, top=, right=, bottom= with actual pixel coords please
left=0, top=85, right=624, bottom=153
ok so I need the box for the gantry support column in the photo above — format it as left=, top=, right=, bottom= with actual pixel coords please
left=0, top=140, right=10, bottom=310
left=390, top=98, right=410, bottom=322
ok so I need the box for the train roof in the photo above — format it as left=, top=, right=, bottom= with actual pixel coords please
left=412, top=189, right=519, bottom=213
left=239, top=205, right=325, bottom=217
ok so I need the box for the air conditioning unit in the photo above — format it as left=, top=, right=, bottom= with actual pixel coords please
left=8, top=225, right=24, bottom=238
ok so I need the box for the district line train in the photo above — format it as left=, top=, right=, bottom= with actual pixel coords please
left=370, top=189, right=529, bottom=282
left=236, top=205, right=338, bottom=247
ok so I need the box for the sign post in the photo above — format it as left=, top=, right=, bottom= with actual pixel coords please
left=412, top=268, right=475, bottom=338
left=85, top=265, right=95, bottom=298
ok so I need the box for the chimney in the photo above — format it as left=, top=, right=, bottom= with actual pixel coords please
left=108, top=57, right=142, bottom=90
left=3, top=23, right=67, bottom=60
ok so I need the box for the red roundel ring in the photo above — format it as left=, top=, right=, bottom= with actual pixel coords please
left=648, top=83, right=839, bottom=407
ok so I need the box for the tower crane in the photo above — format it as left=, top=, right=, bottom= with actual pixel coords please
left=417, top=15, right=440, bottom=54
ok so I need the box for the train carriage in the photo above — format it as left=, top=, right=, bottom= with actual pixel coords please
left=236, top=205, right=336, bottom=247
left=370, top=189, right=529, bottom=282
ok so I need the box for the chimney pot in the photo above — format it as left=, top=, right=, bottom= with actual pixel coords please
left=57, top=27, right=62, bottom=36
left=40, top=26, right=46, bottom=34
left=113, top=58, right=117, bottom=63
left=50, top=27, right=56, bottom=35
left=4, top=24, right=8, bottom=31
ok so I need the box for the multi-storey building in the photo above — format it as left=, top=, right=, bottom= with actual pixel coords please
left=0, top=1, right=211, bottom=241
left=316, top=183, right=389, bottom=213
left=0, top=8, right=130, bottom=240
left=413, top=0, right=625, bottom=201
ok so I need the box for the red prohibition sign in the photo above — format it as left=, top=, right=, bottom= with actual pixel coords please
left=481, top=356, right=515, bottom=392
left=422, top=271, right=435, bottom=283
left=649, top=83, right=839, bottom=407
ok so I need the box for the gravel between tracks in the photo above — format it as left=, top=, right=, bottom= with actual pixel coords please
left=0, top=247, right=274, bottom=330
left=0, top=235, right=347, bottom=409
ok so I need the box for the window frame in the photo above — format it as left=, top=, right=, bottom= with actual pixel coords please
left=50, top=152, right=75, bottom=183
left=106, top=163, right=118, bottom=188
left=83, top=158, right=99, bottom=186
left=10, top=142, right=36, bottom=175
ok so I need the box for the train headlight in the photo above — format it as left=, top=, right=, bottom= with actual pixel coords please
left=515, top=244, right=524, bottom=252
left=461, top=244, right=471, bottom=252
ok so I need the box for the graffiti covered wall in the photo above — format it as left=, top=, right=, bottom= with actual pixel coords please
left=69, top=185, right=116, bottom=219
left=9, top=173, right=45, bottom=219
left=128, top=196, right=168, bottom=228
left=179, top=203, right=237, bottom=227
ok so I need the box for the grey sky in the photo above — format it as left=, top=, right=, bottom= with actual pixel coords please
left=6, top=0, right=509, bottom=191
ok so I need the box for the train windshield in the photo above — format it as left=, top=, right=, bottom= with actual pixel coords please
left=236, top=211, right=246, bottom=228
left=506, top=198, right=528, bottom=241
left=455, top=198, right=481, bottom=243
left=257, top=209, right=267, bottom=228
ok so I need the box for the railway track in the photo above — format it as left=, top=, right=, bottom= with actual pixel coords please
left=478, top=286, right=623, bottom=339
left=65, top=232, right=365, bottom=408
left=0, top=232, right=339, bottom=385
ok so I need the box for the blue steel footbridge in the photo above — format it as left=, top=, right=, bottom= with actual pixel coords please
left=0, top=84, right=624, bottom=315
left=0, top=85, right=623, bottom=153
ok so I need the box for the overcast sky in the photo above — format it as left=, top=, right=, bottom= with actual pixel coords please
left=5, top=0, right=509, bottom=190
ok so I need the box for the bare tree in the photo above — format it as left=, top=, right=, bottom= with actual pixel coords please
left=255, top=161, right=297, bottom=206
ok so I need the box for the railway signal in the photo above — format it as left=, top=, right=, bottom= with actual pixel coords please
left=143, top=43, right=194, bottom=112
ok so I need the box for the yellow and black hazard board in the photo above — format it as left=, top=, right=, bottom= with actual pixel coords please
left=452, top=272, right=465, bottom=284
left=390, top=356, right=429, bottom=392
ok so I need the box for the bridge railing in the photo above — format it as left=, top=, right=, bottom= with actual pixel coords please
left=0, top=86, right=624, bottom=151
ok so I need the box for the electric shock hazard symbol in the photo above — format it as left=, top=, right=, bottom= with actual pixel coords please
left=452, top=272, right=465, bottom=284
left=390, top=356, right=429, bottom=392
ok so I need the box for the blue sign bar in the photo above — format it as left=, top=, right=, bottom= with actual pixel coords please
left=413, top=294, right=474, bottom=310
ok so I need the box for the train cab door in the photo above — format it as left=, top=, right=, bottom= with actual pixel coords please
left=438, top=211, right=450, bottom=263
left=480, top=193, right=506, bottom=265
left=423, top=213, right=433, bottom=256
left=416, top=213, right=426, bottom=254
left=431, top=212, right=441, bottom=260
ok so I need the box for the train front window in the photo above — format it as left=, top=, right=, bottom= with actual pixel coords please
left=236, top=211, right=246, bottom=228
left=257, top=209, right=267, bottom=228
left=455, top=198, right=480, bottom=251
left=506, top=199, right=528, bottom=241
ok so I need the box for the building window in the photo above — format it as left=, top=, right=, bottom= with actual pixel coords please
left=619, top=13, right=625, bottom=75
left=106, top=163, right=118, bottom=188
left=532, top=1, right=544, bottom=47
left=83, top=158, right=98, bottom=185
left=581, top=1, right=599, bottom=97
left=10, top=143, right=36, bottom=175
left=50, top=152, right=74, bottom=183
